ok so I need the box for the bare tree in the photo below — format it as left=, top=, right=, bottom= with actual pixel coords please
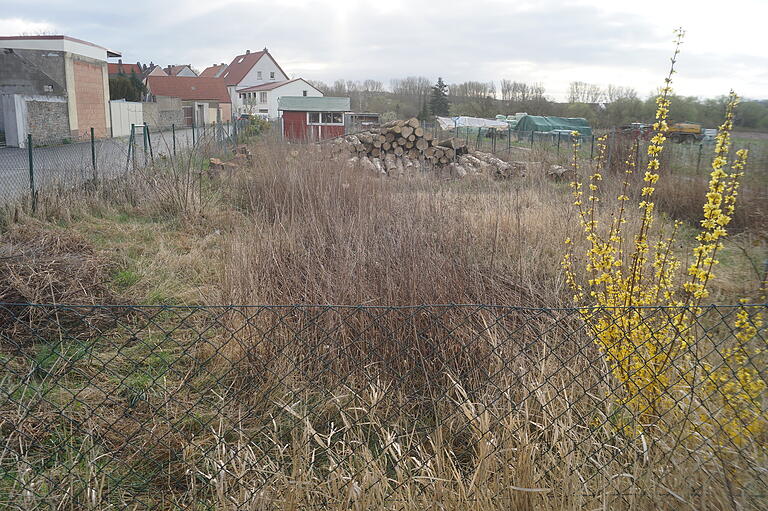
left=568, top=81, right=604, bottom=103
left=606, top=84, right=638, bottom=102
left=362, top=79, right=384, bottom=92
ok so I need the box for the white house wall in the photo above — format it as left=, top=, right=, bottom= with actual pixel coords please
left=266, top=80, right=322, bottom=119
left=238, top=54, right=288, bottom=89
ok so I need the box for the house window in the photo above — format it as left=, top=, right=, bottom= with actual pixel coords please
left=321, top=112, right=343, bottom=124
left=270, top=71, right=275, bottom=79
left=302, top=90, right=307, bottom=97
left=257, top=71, right=262, bottom=80
left=308, top=112, right=320, bottom=124
left=259, top=109, right=268, bottom=113
left=260, top=92, right=267, bottom=103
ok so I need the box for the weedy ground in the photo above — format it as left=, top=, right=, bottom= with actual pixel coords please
left=0, top=135, right=765, bottom=510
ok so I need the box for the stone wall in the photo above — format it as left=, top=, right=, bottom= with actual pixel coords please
left=27, top=98, right=70, bottom=144
left=142, top=96, right=184, bottom=128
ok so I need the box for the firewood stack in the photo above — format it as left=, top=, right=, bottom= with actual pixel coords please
left=328, top=117, right=521, bottom=178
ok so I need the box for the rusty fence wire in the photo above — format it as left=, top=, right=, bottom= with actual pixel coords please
left=0, top=303, right=766, bottom=510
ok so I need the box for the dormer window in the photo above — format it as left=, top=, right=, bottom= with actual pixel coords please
left=270, top=71, right=275, bottom=80
left=257, top=71, right=262, bottom=80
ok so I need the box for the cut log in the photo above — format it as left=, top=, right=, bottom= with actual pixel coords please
left=373, top=139, right=382, bottom=148
left=416, top=138, right=429, bottom=151
left=382, top=142, right=391, bottom=151
left=405, top=141, right=414, bottom=149
left=407, top=118, right=420, bottom=129
left=407, top=134, right=416, bottom=142
left=401, top=126, right=414, bottom=138
left=385, top=132, right=395, bottom=143
left=396, top=137, right=406, bottom=146
left=423, top=132, right=434, bottom=142
left=371, top=147, right=381, bottom=158
left=414, top=127, right=424, bottom=137
left=393, top=145, right=404, bottom=156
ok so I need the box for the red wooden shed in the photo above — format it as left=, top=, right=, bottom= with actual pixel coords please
left=278, top=96, right=351, bottom=141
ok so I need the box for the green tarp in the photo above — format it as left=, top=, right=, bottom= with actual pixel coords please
left=515, top=115, right=592, bottom=136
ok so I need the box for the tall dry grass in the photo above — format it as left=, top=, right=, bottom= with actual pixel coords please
left=1, top=133, right=765, bottom=510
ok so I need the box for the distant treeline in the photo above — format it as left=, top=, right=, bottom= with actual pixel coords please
left=307, top=78, right=768, bottom=130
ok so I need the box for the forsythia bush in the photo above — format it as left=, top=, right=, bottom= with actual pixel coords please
left=562, top=30, right=766, bottom=445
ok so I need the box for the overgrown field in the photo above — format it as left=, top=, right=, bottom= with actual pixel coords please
left=0, top=133, right=766, bottom=509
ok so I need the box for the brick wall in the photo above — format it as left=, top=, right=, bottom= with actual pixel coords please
left=27, top=98, right=70, bottom=144
left=73, top=60, right=108, bottom=137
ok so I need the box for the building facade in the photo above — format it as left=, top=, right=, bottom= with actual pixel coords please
left=145, top=75, right=231, bottom=126
left=0, top=35, right=119, bottom=146
left=237, top=79, right=323, bottom=119
left=278, top=96, right=351, bottom=141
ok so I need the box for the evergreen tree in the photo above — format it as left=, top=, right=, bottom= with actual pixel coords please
left=429, top=77, right=450, bottom=116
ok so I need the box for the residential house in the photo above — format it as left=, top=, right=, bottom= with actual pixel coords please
left=221, top=48, right=322, bottom=118
left=0, top=35, right=120, bottom=146
left=278, top=96, right=351, bottom=141
left=108, top=59, right=142, bottom=78
left=200, top=63, right=227, bottom=78
left=238, top=78, right=323, bottom=119
left=145, top=75, right=231, bottom=126
left=164, top=64, right=198, bottom=77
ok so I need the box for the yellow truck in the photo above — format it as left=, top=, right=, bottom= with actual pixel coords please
left=668, top=122, right=704, bottom=143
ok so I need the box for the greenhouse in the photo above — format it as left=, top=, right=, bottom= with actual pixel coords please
left=514, top=115, right=592, bottom=136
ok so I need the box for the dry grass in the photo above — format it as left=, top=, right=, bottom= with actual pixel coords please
left=0, top=137, right=765, bottom=510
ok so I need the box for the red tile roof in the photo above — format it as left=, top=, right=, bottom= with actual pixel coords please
left=221, top=50, right=289, bottom=86
left=200, top=64, right=226, bottom=77
left=108, top=63, right=142, bottom=75
left=166, top=65, right=196, bottom=76
left=146, top=76, right=230, bottom=103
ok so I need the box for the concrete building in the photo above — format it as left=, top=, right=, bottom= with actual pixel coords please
left=145, top=75, right=231, bottom=126
left=0, top=35, right=120, bottom=147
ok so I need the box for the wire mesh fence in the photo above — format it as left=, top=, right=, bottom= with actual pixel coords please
left=0, top=121, right=250, bottom=206
left=0, top=302, right=765, bottom=510
left=426, top=124, right=768, bottom=178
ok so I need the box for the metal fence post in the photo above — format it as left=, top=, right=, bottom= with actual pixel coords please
left=90, top=127, right=97, bottom=180
left=145, top=123, right=154, bottom=164
left=696, top=143, right=702, bottom=173
left=27, top=134, right=36, bottom=212
left=142, top=124, right=148, bottom=166
left=557, top=132, right=561, bottom=155
left=130, top=123, right=137, bottom=169
left=192, top=121, right=196, bottom=146
left=172, top=123, right=176, bottom=156
left=590, top=135, right=595, bottom=160
left=530, top=131, right=534, bottom=148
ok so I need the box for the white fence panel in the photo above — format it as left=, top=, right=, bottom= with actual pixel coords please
left=110, top=101, right=143, bottom=137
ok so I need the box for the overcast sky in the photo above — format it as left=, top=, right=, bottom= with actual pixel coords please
left=2, top=0, right=766, bottom=101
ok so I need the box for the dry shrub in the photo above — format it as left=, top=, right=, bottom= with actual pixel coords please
left=220, top=140, right=573, bottom=307
left=0, top=223, right=115, bottom=346
left=655, top=173, right=767, bottom=234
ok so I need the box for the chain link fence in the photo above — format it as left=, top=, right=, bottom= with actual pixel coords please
left=0, top=121, right=250, bottom=206
left=0, top=303, right=765, bottom=509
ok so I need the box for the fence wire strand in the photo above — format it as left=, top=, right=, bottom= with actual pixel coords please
left=0, top=303, right=765, bottom=510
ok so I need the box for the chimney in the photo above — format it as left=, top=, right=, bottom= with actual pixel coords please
left=118, top=58, right=123, bottom=64
left=263, top=47, right=268, bottom=52
left=245, top=49, right=250, bottom=54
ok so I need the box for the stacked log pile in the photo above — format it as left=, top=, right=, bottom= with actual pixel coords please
left=329, top=117, right=523, bottom=178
